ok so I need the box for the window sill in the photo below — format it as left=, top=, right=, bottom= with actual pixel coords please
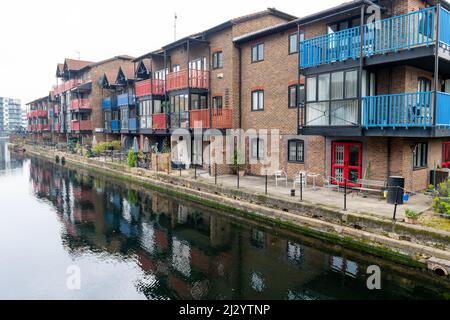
left=413, top=166, right=428, bottom=171
left=251, top=109, right=264, bottom=112
left=288, top=161, right=305, bottom=164
left=251, top=60, right=264, bottom=64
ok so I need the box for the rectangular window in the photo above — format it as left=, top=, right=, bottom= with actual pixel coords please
left=251, top=90, right=264, bottom=111
left=213, top=96, right=223, bottom=109
left=318, top=74, right=330, bottom=101
left=288, top=140, right=304, bottom=163
left=345, top=70, right=358, bottom=98
left=306, top=76, right=317, bottom=102
left=172, top=65, right=180, bottom=72
left=251, top=43, right=264, bottom=62
left=298, top=84, right=305, bottom=106
left=413, top=143, right=428, bottom=168
left=212, top=51, right=224, bottom=69
left=288, top=85, right=298, bottom=108
left=289, top=33, right=298, bottom=54
left=251, top=138, right=265, bottom=160
left=331, top=72, right=344, bottom=100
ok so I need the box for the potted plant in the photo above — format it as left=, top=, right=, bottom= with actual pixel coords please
left=404, top=209, right=419, bottom=224
left=232, top=150, right=245, bottom=176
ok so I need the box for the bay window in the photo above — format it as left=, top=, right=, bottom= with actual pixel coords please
left=306, top=69, right=359, bottom=126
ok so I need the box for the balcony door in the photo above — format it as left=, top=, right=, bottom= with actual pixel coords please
left=189, top=57, right=207, bottom=71
left=332, top=142, right=362, bottom=187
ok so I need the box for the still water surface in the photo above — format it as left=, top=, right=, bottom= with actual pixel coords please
left=0, top=141, right=448, bottom=299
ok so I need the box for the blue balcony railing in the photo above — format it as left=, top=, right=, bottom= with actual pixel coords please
left=300, top=7, right=437, bottom=69
left=362, top=92, right=433, bottom=129
left=117, top=94, right=129, bottom=107
left=440, top=7, right=450, bottom=47
left=111, top=120, right=120, bottom=132
left=117, top=93, right=136, bottom=107
left=300, top=27, right=361, bottom=68
left=129, top=118, right=137, bottom=131
left=102, top=96, right=117, bottom=109
left=436, top=92, right=450, bottom=128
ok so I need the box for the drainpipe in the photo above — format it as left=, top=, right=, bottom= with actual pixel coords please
left=358, top=5, right=365, bottom=127
left=297, top=23, right=301, bottom=135
left=434, top=4, right=441, bottom=131
left=238, top=45, right=242, bottom=129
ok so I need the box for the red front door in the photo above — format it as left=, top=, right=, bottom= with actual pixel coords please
left=332, top=142, right=362, bottom=186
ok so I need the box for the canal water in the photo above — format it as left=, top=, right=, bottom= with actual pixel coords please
left=0, top=141, right=448, bottom=300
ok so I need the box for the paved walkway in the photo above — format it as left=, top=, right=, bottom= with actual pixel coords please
left=92, top=156, right=432, bottom=220
left=169, top=168, right=431, bottom=220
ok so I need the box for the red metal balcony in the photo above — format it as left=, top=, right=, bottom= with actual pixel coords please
left=189, top=109, right=210, bottom=129
left=54, top=104, right=59, bottom=115
left=135, top=79, right=166, bottom=97
left=37, top=124, right=50, bottom=132
left=167, top=69, right=209, bottom=91
left=71, top=120, right=93, bottom=131
left=70, top=99, right=92, bottom=111
left=36, top=110, right=48, bottom=118
left=212, top=109, right=232, bottom=129
left=152, top=113, right=167, bottom=130
left=53, top=79, right=82, bottom=95
left=55, top=123, right=60, bottom=131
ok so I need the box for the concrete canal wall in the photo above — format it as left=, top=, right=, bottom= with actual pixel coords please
left=24, top=145, right=450, bottom=274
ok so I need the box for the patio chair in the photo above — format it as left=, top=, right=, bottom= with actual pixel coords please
left=275, top=170, right=288, bottom=188
left=293, top=171, right=307, bottom=190
left=323, top=176, right=341, bottom=192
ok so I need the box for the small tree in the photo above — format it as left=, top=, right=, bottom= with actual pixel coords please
left=127, top=150, right=137, bottom=167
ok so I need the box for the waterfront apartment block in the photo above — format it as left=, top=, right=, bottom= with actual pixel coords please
left=27, top=1, right=450, bottom=191
left=0, top=97, right=22, bottom=133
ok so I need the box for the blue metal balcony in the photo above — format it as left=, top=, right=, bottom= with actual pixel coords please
left=129, top=118, right=137, bottom=131
left=436, top=92, right=450, bottom=127
left=361, top=91, right=450, bottom=129
left=102, top=96, right=117, bottom=109
left=117, top=93, right=136, bottom=107
left=111, top=120, right=120, bottom=132
left=300, top=7, right=439, bottom=69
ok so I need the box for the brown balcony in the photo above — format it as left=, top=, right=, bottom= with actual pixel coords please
left=167, top=69, right=209, bottom=91
left=71, top=120, right=92, bottom=131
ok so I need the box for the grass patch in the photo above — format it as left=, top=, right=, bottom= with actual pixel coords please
left=419, top=213, right=450, bottom=232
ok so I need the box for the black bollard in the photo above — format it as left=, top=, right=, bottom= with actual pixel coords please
left=237, top=164, right=240, bottom=189
left=194, top=165, right=197, bottom=180
left=214, top=163, right=218, bottom=185
left=393, top=186, right=400, bottom=221
left=265, top=170, right=268, bottom=195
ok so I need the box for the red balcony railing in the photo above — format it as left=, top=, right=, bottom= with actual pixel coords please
left=70, top=99, right=92, bottom=111
left=37, top=124, right=50, bottom=132
left=27, top=125, right=32, bottom=132
left=135, top=79, right=166, bottom=97
left=71, top=120, right=93, bottom=131
left=152, top=113, right=167, bottom=130
left=36, top=110, right=48, bottom=118
left=211, top=109, right=232, bottom=129
left=54, top=104, right=59, bottom=115
left=167, top=69, right=209, bottom=91
left=55, top=123, right=60, bottom=131
left=53, top=79, right=83, bottom=95
left=189, top=109, right=210, bottom=129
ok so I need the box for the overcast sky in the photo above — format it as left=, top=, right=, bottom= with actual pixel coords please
left=0, top=0, right=347, bottom=107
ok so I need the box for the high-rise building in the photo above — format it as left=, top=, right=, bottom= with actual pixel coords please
left=0, top=97, right=22, bottom=133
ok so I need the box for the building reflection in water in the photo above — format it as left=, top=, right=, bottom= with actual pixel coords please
left=0, top=141, right=24, bottom=172
left=28, top=157, right=448, bottom=300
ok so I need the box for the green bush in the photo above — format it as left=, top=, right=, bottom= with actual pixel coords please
left=92, top=141, right=121, bottom=155
left=405, top=209, right=419, bottom=220
left=127, top=150, right=137, bottom=167
left=432, top=197, right=450, bottom=214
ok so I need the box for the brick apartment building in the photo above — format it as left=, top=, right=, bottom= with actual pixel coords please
left=27, top=1, right=450, bottom=191
left=27, top=56, right=134, bottom=144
